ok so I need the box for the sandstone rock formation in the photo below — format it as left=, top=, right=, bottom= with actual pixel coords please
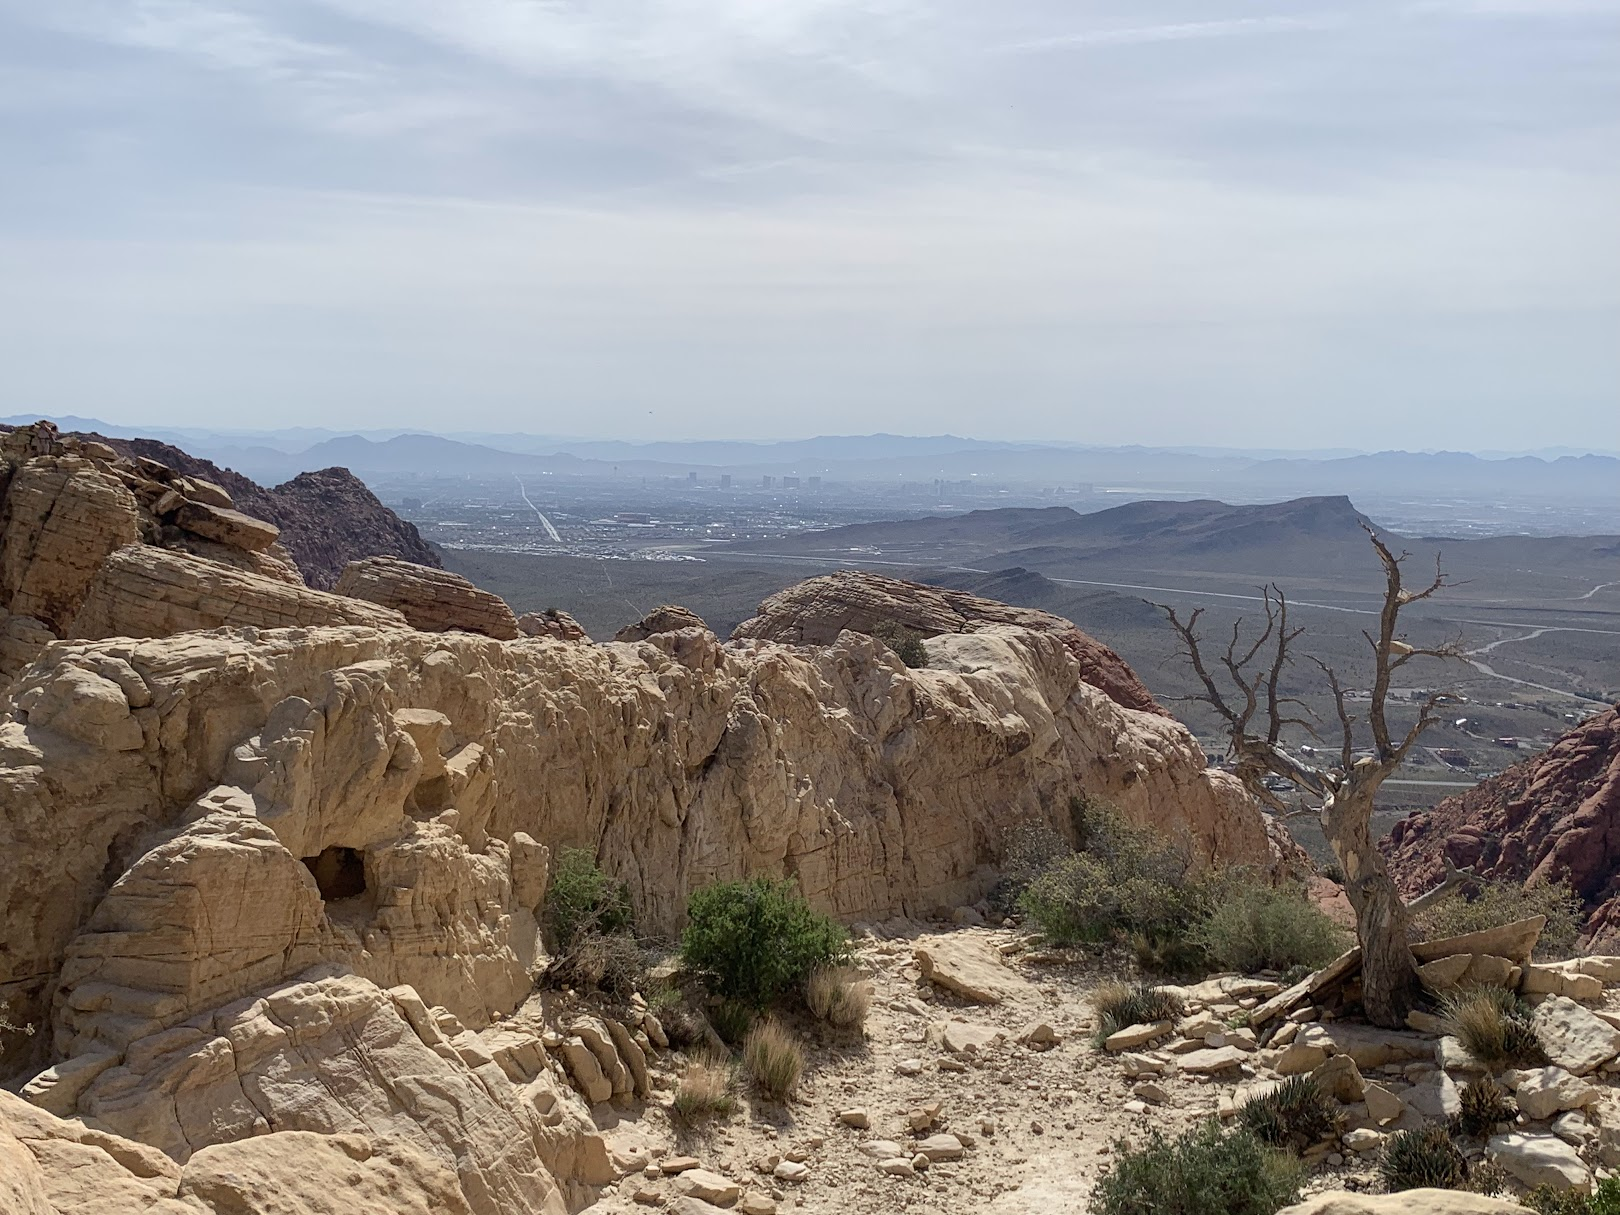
left=86, top=433, right=441, bottom=590
left=337, top=557, right=520, bottom=639
left=71, top=547, right=408, bottom=638
left=613, top=604, right=709, bottom=643
left=518, top=609, right=590, bottom=642
left=1385, top=706, right=1620, bottom=944
left=732, top=570, right=1166, bottom=715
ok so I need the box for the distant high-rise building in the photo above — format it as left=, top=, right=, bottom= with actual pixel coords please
left=720, top=474, right=732, bottom=489
left=782, top=476, right=800, bottom=489
left=807, top=476, right=821, bottom=490
left=761, top=475, right=774, bottom=489
left=688, top=471, right=698, bottom=484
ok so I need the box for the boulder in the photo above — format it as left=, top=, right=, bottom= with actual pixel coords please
left=1409, top=917, right=1546, bottom=966
left=1511, top=1067, right=1601, bottom=1120
left=172, top=501, right=281, bottom=552
left=940, top=1020, right=1007, bottom=1055
left=1312, top=1053, right=1365, bottom=1103
left=675, top=1169, right=741, bottom=1204
left=335, top=557, right=520, bottom=640
left=1363, top=1082, right=1405, bottom=1126
left=1522, top=964, right=1604, bottom=1002
left=1403, top=1071, right=1461, bottom=1123
left=914, top=938, right=1036, bottom=1005
left=1294, top=1023, right=1434, bottom=1070
left=1529, top=996, right=1620, bottom=1075
left=1177, top=1046, right=1247, bottom=1075
left=1487, top=1131, right=1592, bottom=1193
left=517, top=609, right=589, bottom=641
left=614, top=605, right=710, bottom=642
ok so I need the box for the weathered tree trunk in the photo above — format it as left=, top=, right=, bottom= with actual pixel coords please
left=1322, top=780, right=1420, bottom=1027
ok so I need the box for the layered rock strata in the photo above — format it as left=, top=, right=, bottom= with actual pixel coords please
left=732, top=570, right=1166, bottom=715
left=336, top=557, right=520, bottom=639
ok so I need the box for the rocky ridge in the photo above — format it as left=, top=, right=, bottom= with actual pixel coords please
left=46, top=427, right=442, bottom=589
left=1386, top=706, right=1620, bottom=945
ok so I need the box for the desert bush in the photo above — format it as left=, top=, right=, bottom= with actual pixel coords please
left=989, top=821, right=1072, bottom=915
left=544, top=932, right=647, bottom=997
left=1238, top=1075, right=1340, bottom=1151
left=1467, top=1160, right=1511, bottom=1198
left=1192, top=876, right=1348, bottom=974
left=742, top=1018, right=804, bottom=1100
left=672, top=1052, right=736, bottom=1122
left=708, top=1000, right=756, bottom=1046
left=805, top=964, right=871, bottom=1030
left=544, top=848, right=634, bottom=949
left=1019, top=801, right=1209, bottom=961
left=873, top=620, right=928, bottom=667
left=1413, top=879, right=1583, bottom=960
left=1456, top=1075, right=1517, bottom=1138
left=1091, top=981, right=1185, bottom=1044
left=1441, top=985, right=1548, bottom=1067
left=1379, top=1125, right=1467, bottom=1192
left=681, top=878, right=848, bottom=1009
left=1087, top=1121, right=1303, bottom=1215
left=1525, top=1178, right=1620, bottom=1215
left=0, top=1001, right=34, bottom=1040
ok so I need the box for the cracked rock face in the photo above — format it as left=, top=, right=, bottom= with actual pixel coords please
left=1385, top=706, right=1620, bottom=944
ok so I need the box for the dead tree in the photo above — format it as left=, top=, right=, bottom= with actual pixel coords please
left=1163, top=527, right=1467, bottom=1027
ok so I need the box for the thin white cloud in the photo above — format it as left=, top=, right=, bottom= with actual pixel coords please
left=999, top=14, right=1346, bottom=54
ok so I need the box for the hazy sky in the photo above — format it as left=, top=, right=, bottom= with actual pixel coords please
left=1, top=1, right=1616, bottom=448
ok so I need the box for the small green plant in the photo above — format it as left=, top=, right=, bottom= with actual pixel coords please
left=805, top=964, right=871, bottom=1030
left=1413, top=879, right=1583, bottom=960
left=1456, top=1075, right=1517, bottom=1138
left=1525, top=1177, right=1620, bottom=1214
left=1379, top=1125, right=1467, bottom=1192
left=681, top=877, right=848, bottom=1009
left=741, top=1017, right=805, bottom=1100
left=1192, top=876, right=1348, bottom=974
left=1087, top=1121, right=1304, bottom=1215
left=873, top=619, right=928, bottom=667
left=544, top=848, right=634, bottom=949
left=671, top=1052, right=736, bottom=1122
left=1466, top=1160, right=1511, bottom=1199
left=1238, top=1075, right=1340, bottom=1151
left=1019, top=801, right=1209, bottom=961
left=708, top=999, right=755, bottom=1046
left=1441, top=985, right=1547, bottom=1067
left=1091, top=981, right=1186, bottom=1045
left=989, top=821, right=1072, bottom=916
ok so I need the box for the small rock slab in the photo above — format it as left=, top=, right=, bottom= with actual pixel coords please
left=1104, top=1021, right=1172, bottom=1052
left=1411, top=916, right=1545, bottom=966
left=916, top=1134, right=965, bottom=1162
left=1512, top=1066, right=1601, bottom=1120
left=914, top=938, right=1036, bottom=1004
left=1363, top=1082, right=1405, bottom=1126
left=676, top=1170, right=741, bottom=1204
left=1487, top=1131, right=1592, bottom=1192
left=941, top=1020, right=1007, bottom=1055
left=1177, top=1046, right=1246, bottom=1075
left=1531, top=996, right=1620, bottom=1074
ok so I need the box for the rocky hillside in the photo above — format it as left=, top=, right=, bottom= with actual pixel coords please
left=732, top=570, right=1167, bottom=715
left=67, top=429, right=439, bottom=588
left=0, top=421, right=1289, bottom=1214
left=1385, top=706, right=1620, bottom=942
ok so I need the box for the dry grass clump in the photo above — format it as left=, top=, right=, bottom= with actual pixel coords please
left=671, top=1051, right=736, bottom=1122
left=742, top=1018, right=805, bottom=1101
left=805, top=964, right=871, bottom=1030
left=1091, top=980, right=1185, bottom=1045
left=1441, top=986, right=1547, bottom=1067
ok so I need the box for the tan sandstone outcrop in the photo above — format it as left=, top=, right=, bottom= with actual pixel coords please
left=69, top=547, right=407, bottom=638
left=732, top=570, right=1166, bottom=715
left=518, top=610, right=590, bottom=642
left=335, top=557, right=520, bottom=640
left=0, top=618, right=1266, bottom=1055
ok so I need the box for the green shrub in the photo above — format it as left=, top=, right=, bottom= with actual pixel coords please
left=1441, top=985, right=1547, bottom=1067
left=989, top=821, right=1072, bottom=916
left=1525, top=1177, right=1620, bottom=1215
left=544, top=848, right=634, bottom=950
left=681, top=878, right=848, bottom=1009
left=1456, top=1075, right=1517, bottom=1138
left=1192, top=876, right=1348, bottom=974
left=1091, top=981, right=1185, bottom=1044
left=1379, top=1125, right=1467, bottom=1192
left=708, top=999, right=756, bottom=1046
left=1087, top=1122, right=1304, bottom=1215
left=873, top=620, right=928, bottom=667
left=1019, top=802, right=1209, bottom=961
left=1238, top=1075, right=1340, bottom=1151
left=1413, top=879, right=1583, bottom=960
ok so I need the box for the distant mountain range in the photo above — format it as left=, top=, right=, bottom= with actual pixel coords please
left=4, top=416, right=1617, bottom=505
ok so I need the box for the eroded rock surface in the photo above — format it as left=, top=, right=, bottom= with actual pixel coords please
left=732, top=570, right=1165, bottom=715
left=336, top=557, right=520, bottom=640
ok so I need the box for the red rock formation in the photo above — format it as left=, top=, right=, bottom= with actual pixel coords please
left=731, top=570, right=1167, bottom=715
left=1384, top=706, right=1620, bottom=941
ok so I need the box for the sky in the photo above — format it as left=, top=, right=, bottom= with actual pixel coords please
left=0, top=1, right=1616, bottom=449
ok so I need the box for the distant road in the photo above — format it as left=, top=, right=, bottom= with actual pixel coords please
left=514, top=478, right=562, bottom=543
